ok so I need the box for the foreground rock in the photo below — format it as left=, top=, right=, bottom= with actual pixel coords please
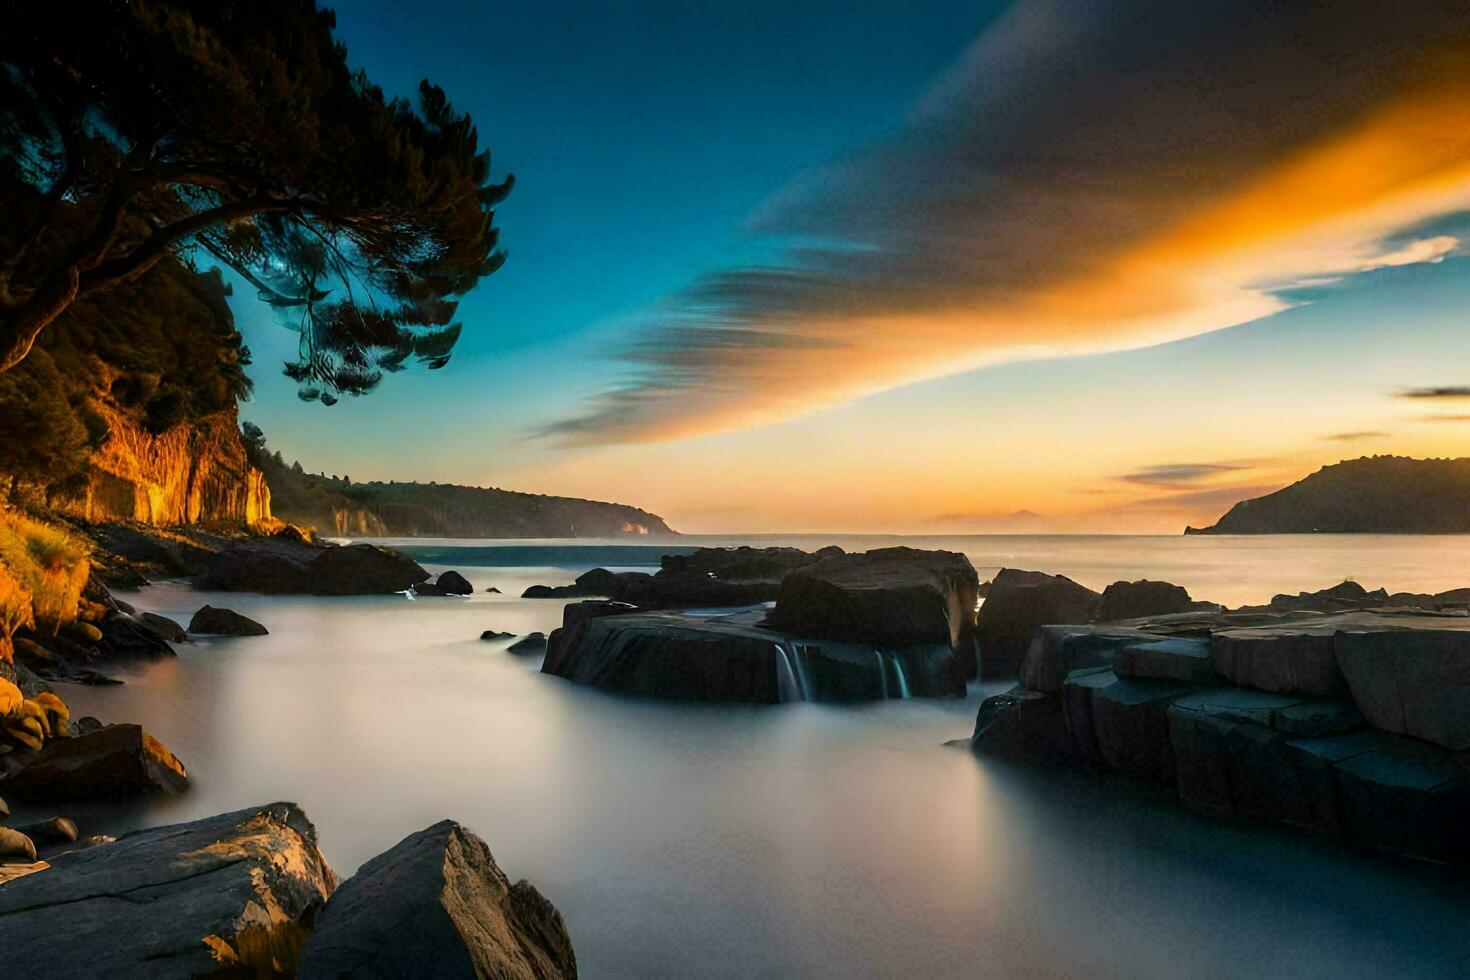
left=3, top=724, right=188, bottom=801
left=0, top=802, right=337, bottom=976
left=195, top=540, right=430, bottom=595
left=297, top=819, right=576, bottom=979
left=768, top=546, right=980, bottom=678
left=188, top=604, right=268, bottom=636
left=975, top=569, right=1100, bottom=677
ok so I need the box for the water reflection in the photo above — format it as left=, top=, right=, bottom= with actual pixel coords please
left=18, top=545, right=1470, bottom=978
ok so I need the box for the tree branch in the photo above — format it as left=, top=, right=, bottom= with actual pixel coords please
left=78, top=196, right=290, bottom=296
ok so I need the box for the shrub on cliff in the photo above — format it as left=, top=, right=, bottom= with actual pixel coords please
left=0, top=509, right=89, bottom=632
left=0, top=0, right=512, bottom=405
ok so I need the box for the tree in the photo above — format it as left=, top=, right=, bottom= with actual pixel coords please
left=0, top=349, right=91, bottom=487
left=0, top=0, right=512, bottom=404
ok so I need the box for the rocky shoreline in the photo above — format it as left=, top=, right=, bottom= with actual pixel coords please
left=3, top=525, right=1469, bottom=973
left=970, top=579, right=1470, bottom=868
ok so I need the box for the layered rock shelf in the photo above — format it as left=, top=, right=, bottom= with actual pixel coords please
left=971, top=582, right=1470, bottom=867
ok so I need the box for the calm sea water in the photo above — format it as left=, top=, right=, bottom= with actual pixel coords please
left=28, top=535, right=1470, bottom=978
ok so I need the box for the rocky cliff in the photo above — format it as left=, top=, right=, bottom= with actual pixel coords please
left=47, top=401, right=270, bottom=527
left=1187, top=455, right=1470, bottom=534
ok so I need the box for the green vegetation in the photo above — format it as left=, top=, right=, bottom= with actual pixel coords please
left=0, top=507, right=89, bottom=643
left=0, top=0, right=511, bottom=403
left=0, top=246, right=252, bottom=491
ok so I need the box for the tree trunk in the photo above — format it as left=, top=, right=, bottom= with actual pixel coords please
left=0, top=267, right=80, bottom=374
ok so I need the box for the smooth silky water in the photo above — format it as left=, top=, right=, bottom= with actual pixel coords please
left=27, top=535, right=1470, bottom=978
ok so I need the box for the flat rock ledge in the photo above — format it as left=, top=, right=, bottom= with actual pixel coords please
left=0, top=802, right=337, bottom=977
left=971, top=612, right=1470, bottom=867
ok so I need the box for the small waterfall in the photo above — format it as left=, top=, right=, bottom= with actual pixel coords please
left=892, top=656, right=911, bottom=699
left=874, top=649, right=890, bottom=700
left=773, top=644, right=805, bottom=702
left=789, top=643, right=813, bottom=700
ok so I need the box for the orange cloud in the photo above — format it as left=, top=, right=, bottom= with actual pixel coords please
left=543, top=2, right=1470, bottom=445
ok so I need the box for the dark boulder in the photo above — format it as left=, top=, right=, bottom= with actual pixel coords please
left=768, top=546, right=980, bottom=677
left=543, top=613, right=784, bottom=702
left=415, top=569, right=474, bottom=596
left=481, top=630, right=515, bottom=641
left=138, top=611, right=188, bottom=643
left=1270, top=580, right=1389, bottom=612
left=975, top=569, right=1100, bottom=678
left=4, top=724, right=188, bottom=801
left=0, top=802, right=338, bottom=977
left=507, top=633, right=548, bottom=655
left=196, top=540, right=429, bottom=596
left=1097, top=579, right=1217, bottom=622
left=188, top=604, right=268, bottom=636
left=544, top=610, right=961, bottom=702
left=0, top=827, right=35, bottom=861
left=485, top=586, right=502, bottom=594
left=12, top=816, right=79, bottom=847
left=308, top=543, right=431, bottom=595
left=297, top=819, right=575, bottom=979
left=93, top=611, right=178, bottom=659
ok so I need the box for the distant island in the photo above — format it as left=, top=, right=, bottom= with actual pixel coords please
left=1186, top=455, right=1470, bottom=534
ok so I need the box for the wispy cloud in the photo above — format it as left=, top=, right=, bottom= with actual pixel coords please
left=545, top=2, right=1470, bottom=444
left=1401, top=386, right=1470, bottom=399
left=1114, top=463, right=1249, bottom=487
left=1322, top=431, right=1390, bottom=442
left=1417, top=414, right=1470, bottom=422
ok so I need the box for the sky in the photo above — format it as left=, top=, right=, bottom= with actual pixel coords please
left=235, top=0, right=1470, bottom=534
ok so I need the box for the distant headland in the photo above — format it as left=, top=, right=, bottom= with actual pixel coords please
left=1187, top=456, right=1470, bottom=534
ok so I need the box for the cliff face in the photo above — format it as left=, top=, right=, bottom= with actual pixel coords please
left=1187, top=455, right=1470, bottom=534
left=48, top=403, right=271, bottom=527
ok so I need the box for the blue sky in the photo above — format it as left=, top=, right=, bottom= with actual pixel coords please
left=236, top=2, right=1470, bottom=532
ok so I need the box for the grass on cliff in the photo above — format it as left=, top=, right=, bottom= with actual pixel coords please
left=0, top=509, right=90, bottom=646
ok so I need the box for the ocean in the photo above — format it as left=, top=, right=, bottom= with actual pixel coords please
left=33, top=534, right=1470, bottom=978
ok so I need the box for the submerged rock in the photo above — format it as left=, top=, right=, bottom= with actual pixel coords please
left=297, top=819, right=576, bottom=979
left=975, top=569, right=1100, bottom=677
left=767, top=546, right=980, bottom=679
left=4, top=724, right=188, bottom=801
left=415, top=569, right=474, bottom=596
left=507, top=633, right=548, bottom=655
left=188, top=604, right=268, bottom=636
left=0, top=802, right=337, bottom=977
